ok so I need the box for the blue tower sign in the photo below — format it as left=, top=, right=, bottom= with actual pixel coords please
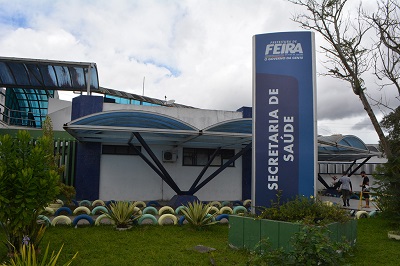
left=252, top=32, right=317, bottom=207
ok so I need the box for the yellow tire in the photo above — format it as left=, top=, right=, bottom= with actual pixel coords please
left=133, top=201, right=146, bottom=209
left=51, top=215, right=72, bottom=226
left=158, top=214, right=178, bottom=225
left=243, top=199, right=251, bottom=207
left=356, top=211, right=369, bottom=219
left=92, top=199, right=105, bottom=206
left=207, top=206, right=220, bottom=215
left=133, top=206, right=143, bottom=215
left=158, top=206, right=175, bottom=215
left=95, top=214, right=114, bottom=225
left=210, top=201, right=222, bottom=208
left=219, top=206, right=233, bottom=214
left=73, top=206, right=91, bottom=215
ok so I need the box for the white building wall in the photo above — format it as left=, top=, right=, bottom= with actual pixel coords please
left=47, top=98, right=72, bottom=131
left=99, top=145, right=243, bottom=202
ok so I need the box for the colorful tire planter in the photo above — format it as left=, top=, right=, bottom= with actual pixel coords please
left=228, top=215, right=357, bottom=252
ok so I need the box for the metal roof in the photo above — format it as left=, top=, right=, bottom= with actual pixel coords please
left=63, top=110, right=380, bottom=161
left=0, top=56, right=99, bottom=91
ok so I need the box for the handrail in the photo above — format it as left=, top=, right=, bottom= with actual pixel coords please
left=0, top=103, right=40, bottom=128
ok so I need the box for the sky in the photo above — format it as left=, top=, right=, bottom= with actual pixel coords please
left=0, top=0, right=398, bottom=144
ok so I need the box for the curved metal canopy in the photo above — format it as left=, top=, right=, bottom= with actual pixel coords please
left=64, top=110, right=252, bottom=149
left=64, top=111, right=380, bottom=160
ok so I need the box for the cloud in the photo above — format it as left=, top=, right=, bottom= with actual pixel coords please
left=0, top=0, right=396, bottom=144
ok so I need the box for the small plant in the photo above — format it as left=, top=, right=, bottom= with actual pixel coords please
left=57, top=183, right=76, bottom=206
left=0, top=243, right=78, bottom=266
left=180, top=201, right=218, bottom=228
left=105, top=201, right=141, bottom=229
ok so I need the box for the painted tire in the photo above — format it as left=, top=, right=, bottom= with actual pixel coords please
left=43, top=207, right=55, bottom=215
left=133, top=201, right=146, bottom=209
left=79, top=200, right=92, bottom=207
left=95, top=214, right=114, bottom=225
left=73, top=206, right=91, bottom=215
left=37, top=215, right=51, bottom=226
left=219, top=206, right=233, bottom=214
left=207, top=206, right=219, bottom=215
left=143, top=206, right=158, bottom=215
left=210, top=201, right=222, bottom=208
left=178, top=216, right=186, bottom=225
left=232, top=200, right=243, bottom=206
left=369, top=210, right=379, bottom=217
left=73, top=214, right=94, bottom=226
left=222, top=201, right=231, bottom=206
left=92, top=206, right=108, bottom=215
left=147, top=201, right=161, bottom=207
left=159, top=206, right=175, bottom=215
left=233, top=206, right=247, bottom=214
left=216, top=214, right=229, bottom=222
left=55, top=199, right=64, bottom=205
left=54, top=207, right=72, bottom=216
left=356, top=211, right=369, bottom=219
left=158, top=214, right=178, bottom=225
left=175, top=206, right=188, bottom=215
left=92, top=199, right=105, bottom=206
left=105, top=200, right=116, bottom=206
left=138, top=214, right=158, bottom=225
left=72, top=199, right=79, bottom=206
left=51, top=215, right=72, bottom=226
left=323, top=201, right=333, bottom=207
left=243, top=199, right=251, bottom=207
left=133, top=207, right=143, bottom=215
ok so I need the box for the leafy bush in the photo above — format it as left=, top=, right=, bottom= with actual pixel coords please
left=180, top=201, right=218, bottom=228
left=0, top=130, right=60, bottom=253
left=248, top=225, right=351, bottom=266
left=105, top=201, right=141, bottom=228
left=0, top=242, right=77, bottom=266
left=256, top=193, right=350, bottom=225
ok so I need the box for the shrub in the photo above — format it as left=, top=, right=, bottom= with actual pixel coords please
left=248, top=225, right=352, bottom=266
left=0, top=130, right=60, bottom=253
left=256, top=193, right=350, bottom=225
left=105, top=201, right=141, bottom=229
left=180, top=201, right=218, bottom=228
left=0, top=242, right=77, bottom=266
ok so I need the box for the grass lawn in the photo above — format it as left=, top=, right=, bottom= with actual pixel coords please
left=1, top=217, right=399, bottom=265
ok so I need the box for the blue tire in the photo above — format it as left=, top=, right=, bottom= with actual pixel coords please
left=73, top=214, right=94, bottom=226
left=54, top=206, right=72, bottom=216
left=216, top=214, right=229, bottom=222
left=178, top=216, right=186, bottom=225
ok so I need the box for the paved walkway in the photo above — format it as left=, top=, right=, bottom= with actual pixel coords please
left=318, top=195, right=378, bottom=212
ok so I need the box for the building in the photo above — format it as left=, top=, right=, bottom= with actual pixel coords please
left=0, top=57, right=383, bottom=204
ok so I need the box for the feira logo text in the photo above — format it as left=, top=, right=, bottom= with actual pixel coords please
left=264, top=40, right=303, bottom=61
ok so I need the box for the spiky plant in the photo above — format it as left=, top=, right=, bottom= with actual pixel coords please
left=105, top=201, right=141, bottom=228
left=180, top=201, right=218, bottom=228
left=1, top=243, right=77, bottom=266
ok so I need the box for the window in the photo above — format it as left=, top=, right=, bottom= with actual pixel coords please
left=102, top=145, right=141, bottom=155
left=183, top=148, right=235, bottom=167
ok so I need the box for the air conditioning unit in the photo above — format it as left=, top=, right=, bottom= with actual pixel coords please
left=162, top=150, right=177, bottom=162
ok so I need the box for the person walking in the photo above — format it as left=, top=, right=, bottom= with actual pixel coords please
left=360, top=171, right=370, bottom=208
left=338, top=172, right=353, bottom=207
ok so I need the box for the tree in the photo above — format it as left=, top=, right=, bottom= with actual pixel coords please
left=374, top=107, right=400, bottom=222
left=0, top=128, right=60, bottom=253
left=289, top=0, right=399, bottom=158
